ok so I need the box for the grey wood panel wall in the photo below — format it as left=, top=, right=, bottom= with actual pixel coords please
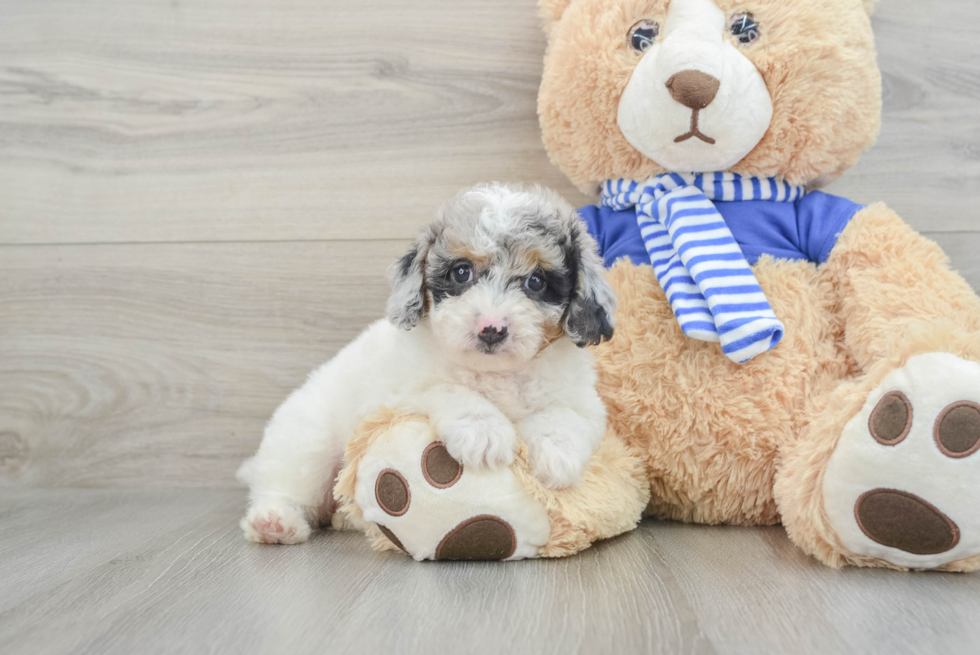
left=2, top=0, right=980, bottom=490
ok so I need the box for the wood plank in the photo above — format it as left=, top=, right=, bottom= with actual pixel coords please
left=647, top=521, right=980, bottom=655
left=2, top=231, right=980, bottom=489
left=0, top=239, right=408, bottom=488
left=0, top=0, right=588, bottom=245
left=826, top=0, right=980, bottom=229
left=2, top=489, right=980, bottom=655
left=1, top=0, right=979, bottom=245
left=0, top=488, right=243, bottom=615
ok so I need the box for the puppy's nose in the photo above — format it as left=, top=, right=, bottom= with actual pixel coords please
left=666, top=70, right=720, bottom=110
left=478, top=325, right=508, bottom=347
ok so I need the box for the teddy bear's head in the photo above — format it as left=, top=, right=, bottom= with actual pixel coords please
left=538, top=0, right=882, bottom=192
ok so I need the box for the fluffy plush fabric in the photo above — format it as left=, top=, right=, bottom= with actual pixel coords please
left=596, top=249, right=845, bottom=526
left=592, top=201, right=980, bottom=570
left=588, top=201, right=980, bottom=571
left=538, top=0, right=881, bottom=192
left=512, top=424, right=651, bottom=557
left=775, top=205, right=980, bottom=570
left=334, top=407, right=650, bottom=558
left=538, top=0, right=980, bottom=572
left=334, top=408, right=425, bottom=553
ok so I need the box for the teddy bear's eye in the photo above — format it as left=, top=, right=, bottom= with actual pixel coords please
left=730, top=13, right=760, bottom=45
left=627, top=19, right=659, bottom=54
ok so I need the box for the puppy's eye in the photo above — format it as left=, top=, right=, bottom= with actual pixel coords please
left=524, top=273, right=546, bottom=293
left=730, top=13, right=759, bottom=45
left=450, top=263, right=473, bottom=284
left=627, top=19, right=659, bottom=54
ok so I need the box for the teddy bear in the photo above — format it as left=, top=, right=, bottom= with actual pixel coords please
left=535, top=0, right=980, bottom=571
left=334, top=0, right=980, bottom=571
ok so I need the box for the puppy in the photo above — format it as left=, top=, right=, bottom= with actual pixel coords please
left=237, top=184, right=617, bottom=544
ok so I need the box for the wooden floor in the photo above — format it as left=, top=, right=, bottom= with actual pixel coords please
left=2, top=0, right=980, bottom=653
left=4, top=488, right=980, bottom=655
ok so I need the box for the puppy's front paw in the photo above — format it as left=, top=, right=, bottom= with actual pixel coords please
left=242, top=502, right=311, bottom=545
left=439, top=412, right=517, bottom=471
left=527, top=435, right=589, bottom=489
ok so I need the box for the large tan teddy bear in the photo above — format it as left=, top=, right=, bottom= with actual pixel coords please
left=335, top=0, right=980, bottom=571
left=537, top=0, right=980, bottom=571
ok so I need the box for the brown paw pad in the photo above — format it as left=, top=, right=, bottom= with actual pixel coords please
left=378, top=525, right=407, bottom=553
left=855, top=488, right=960, bottom=555
left=375, top=469, right=410, bottom=516
left=422, top=442, right=462, bottom=488
left=435, top=515, right=516, bottom=561
left=868, top=391, right=912, bottom=446
left=934, top=401, right=980, bottom=458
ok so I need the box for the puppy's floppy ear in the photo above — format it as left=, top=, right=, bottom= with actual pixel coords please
left=386, top=231, right=433, bottom=330
left=563, top=219, right=616, bottom=347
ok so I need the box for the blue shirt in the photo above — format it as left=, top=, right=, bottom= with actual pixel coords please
left=579, top=190, right=862, bottom=268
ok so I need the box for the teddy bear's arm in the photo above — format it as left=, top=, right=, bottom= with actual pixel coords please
left=819, top=203, right=980, bottom=368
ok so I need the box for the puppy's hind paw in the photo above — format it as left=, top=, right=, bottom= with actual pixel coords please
left=242, top=502, right=312, bottom=545
left=439, top=412, right=518, bottom=471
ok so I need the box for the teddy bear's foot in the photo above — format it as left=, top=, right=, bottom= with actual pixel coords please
left=348, top=419, right=551, bottom=560
left=823, top=352, right=980, bottom=570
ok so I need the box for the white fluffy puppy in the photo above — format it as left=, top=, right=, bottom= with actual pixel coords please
left=238, top=184, right=617, bottom=544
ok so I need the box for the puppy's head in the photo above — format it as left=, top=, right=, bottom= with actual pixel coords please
left=387, top=184, right=616, bottom=370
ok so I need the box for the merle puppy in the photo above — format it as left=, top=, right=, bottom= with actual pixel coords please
left=238, top=184, right=616, bottom=544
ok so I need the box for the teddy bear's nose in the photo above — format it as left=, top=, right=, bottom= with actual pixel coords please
left=666, top=70, right=721, bottom=110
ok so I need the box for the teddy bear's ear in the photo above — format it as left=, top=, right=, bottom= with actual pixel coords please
left=862, top=0, right=878, bottom=15
left=539, top=0, right=573, bottom=33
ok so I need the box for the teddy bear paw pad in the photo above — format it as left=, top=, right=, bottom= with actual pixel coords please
left=435, top=515, right=517, bottom=560
left=375, top=469, right=410, bottom=516
left=421, top=442, right=463, bottom=488
left=854, top=489, right=959, bottom=555
left=353, top=420, right=550, bottom=561
left=824, top=352, right=980, bottom=569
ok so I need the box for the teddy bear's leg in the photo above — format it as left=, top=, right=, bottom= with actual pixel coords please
left=776, top=204, right=980, bottom=571
left=334, top=409, right=648, bottom=560
left=336, top=413, right=553, bottom=560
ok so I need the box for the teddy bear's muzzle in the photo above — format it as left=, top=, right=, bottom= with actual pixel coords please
left=665, top=69, right=720, bottom=145
left=615, top=0, right=773, bottom=172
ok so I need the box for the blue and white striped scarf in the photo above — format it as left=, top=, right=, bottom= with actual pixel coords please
left=601, top=173, right=806, bottom=364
